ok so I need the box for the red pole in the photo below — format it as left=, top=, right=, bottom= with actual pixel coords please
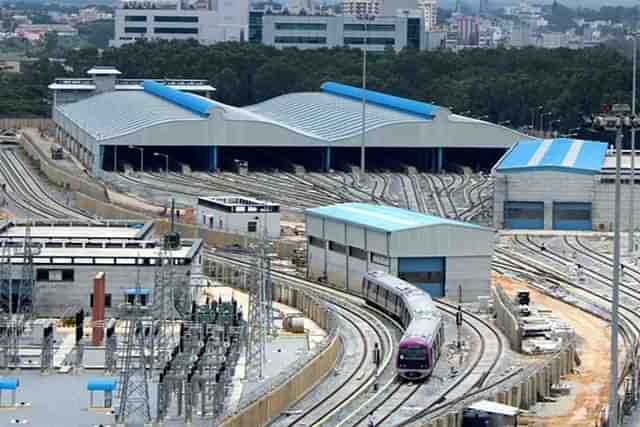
left=92, top=272, right=105, bottom=346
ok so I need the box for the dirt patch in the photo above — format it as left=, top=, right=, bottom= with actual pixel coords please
left=493, top=273, right=618, bottom=427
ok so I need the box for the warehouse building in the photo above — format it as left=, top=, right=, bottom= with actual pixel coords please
left=305, top=203, right=495, bottom=301
left=0, top=220, right=202, bottom=316
left=196, top=195, right=280, bottom=239
left=51, top=78, right=524, bottom=174
left=491, top=137, right=640, bottom=231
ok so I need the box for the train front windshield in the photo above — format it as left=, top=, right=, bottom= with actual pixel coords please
left=401, top=347, right=427, bottom=360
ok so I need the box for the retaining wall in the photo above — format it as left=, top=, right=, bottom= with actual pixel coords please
left=20, top=130, right=109, bottom=202
left=423, top=343, right=576, bottom=426
left=492, top=285, right=522, bottom=352
left=219, top=282, right=340, bottom=427
left=0, top=118, right=52, bottom=130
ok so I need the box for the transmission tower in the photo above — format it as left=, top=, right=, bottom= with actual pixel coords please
left=116, top=276, right=152, bottom=426
left=245, top=216, right=273, bottom=380
left=150, top=245, right=180, bottom=370
left=18, top=222, right=35, bottom=317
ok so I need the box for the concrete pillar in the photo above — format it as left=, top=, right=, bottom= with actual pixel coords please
left=324, top=146, right=331, bottom=172
left=437, top=147, right=443, bottom=172
left=208, top=146, right=218, bottom=172
left=92, top=272, right=105, bottom=346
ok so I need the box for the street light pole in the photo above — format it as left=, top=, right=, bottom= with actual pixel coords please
left=360, top=20, right=368, bottom=176
left=129, top=145, right=144, bottom=172
left=610, top=126, right=623, bottom=427
left=630, top=34, right=637, bottom=255
left=154, top=152, right=169, bottom=175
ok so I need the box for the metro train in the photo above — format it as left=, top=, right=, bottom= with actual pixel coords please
left=362, top=271, right=444, bottom=381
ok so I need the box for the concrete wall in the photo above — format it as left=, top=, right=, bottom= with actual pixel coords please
left=220, top=282, right=339, bottom=427
left=33, top=263, right=191, bottom=316
left=445, top=256, right=491, bottom=301
left=493, top=170, right=596, bottom=229
left=593, top=181, right=640, bottom=232
left=21, top=130, right=109, bottom=202
left=492, top=285, right=522, bottom=351
left=196, top=204, right=281, bottom=239
left=0, top=118, right=53, bottom=130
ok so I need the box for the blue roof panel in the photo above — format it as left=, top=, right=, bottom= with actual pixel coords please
left=496, top=139, right=539, bottom=169
left=305, top=203, right=482, bottom=232
left=539, top=138, right=572, bottom=166
left=320, top=82, right=436, bottom=118
left=143, top=80, right=215, bottom=117
left=495, top=138, right=607, bottom=174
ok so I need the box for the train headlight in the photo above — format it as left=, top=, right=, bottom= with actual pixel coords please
left=399, top=355, right=404, bottom=360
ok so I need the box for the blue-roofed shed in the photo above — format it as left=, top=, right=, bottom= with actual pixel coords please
left=305, top=203, right=494, bottom=301
left=492, top=138, right=616, bottom=231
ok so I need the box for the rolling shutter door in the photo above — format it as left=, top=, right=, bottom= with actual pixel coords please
left=398, top=257, right=445, bottom=298
left=504, top=201, right=544, bottom=229
left=553, top=202, right=592, bottom=230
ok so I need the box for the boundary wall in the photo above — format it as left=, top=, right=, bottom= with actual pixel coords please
left=492, top=285, right=522, bottom=351
left=219, top=281, right=340, bottom=427
left=0, top=118, right=52, bottom=130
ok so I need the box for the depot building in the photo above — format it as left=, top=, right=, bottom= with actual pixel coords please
left=493, top=137, right=640, bottom=231
left=304, top=203, right=495, bottom=301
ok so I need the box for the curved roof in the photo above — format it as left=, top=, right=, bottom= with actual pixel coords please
left=56, top=91, right=206, bottom=140
left=142, top=80, right=215, bottom=116
left=495, top=138, right=608, bottom=174
left=243, top=92, right=429, bottom=142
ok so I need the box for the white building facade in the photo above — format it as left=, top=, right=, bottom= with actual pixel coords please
left=110, top=0, right=248, bottom=47
left=196, top=196, right=280, bottom=239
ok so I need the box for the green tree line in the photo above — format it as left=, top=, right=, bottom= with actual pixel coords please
left=0, top=40, right=634, bottom=135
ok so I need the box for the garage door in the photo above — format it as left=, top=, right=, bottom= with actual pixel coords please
left=398, top=257, right=445, bottom=298
left=553, top=202, right=592, bottom=230
left=504, top=202, right=544, bottom=229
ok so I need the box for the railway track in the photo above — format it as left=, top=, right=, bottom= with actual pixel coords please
left=0, top=149, right=96, bottom=221
left=206, top=249, right=508, bottom=427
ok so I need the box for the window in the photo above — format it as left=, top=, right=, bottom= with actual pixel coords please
left=407, top=17, right=420, bottom=49
left=370, top=252, right=389, bottom=266
left=154, top=27, right=198, bottom=34
left=125, top=15, right=147, bottom=21
left=275, top=22, right=326, bottom=31
left=349, top=246, right=366, bottom=260
left=209, top=217, right=213, bottom=229
left=329, top=241, right=346, bottom=254
left=308, top=236, right=325, bottom=248
left=154, top=16, right=198, bottom=22
left=36, top=269, right=74, bottom=282
left=275, top=36, right=326, bottom=44
left=344, top=37, right=395, bottom=45
left=219, top=219, right=223, bottom=229
left=344, top=23, right=395, bottom=31
left=125, top=27, right=147, bottom=33
left=248, top=221, right=257, bottom=233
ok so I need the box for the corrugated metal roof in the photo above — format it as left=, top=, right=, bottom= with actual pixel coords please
left=244, top=92, right=428, bottom=142
left=495, top=138, right=608, bottom=174
left=56, top=91, right=206, bottom=140
left=468, top=400, right=519, bottom=416
left=305, top=202, right=482, bottom=232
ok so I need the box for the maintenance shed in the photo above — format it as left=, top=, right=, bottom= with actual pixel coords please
left=492, top=138, right=616, bottom=231
left=304, top=203, right=495, bottom=301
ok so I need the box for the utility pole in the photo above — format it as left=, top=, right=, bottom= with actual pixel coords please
left=630, top=34, right=637, bottom=255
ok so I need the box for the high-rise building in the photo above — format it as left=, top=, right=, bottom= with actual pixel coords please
left=479, top=0, right=488, bottom=15
left=341, top=0, right=382, bottom=17
left=110, top=0, right=248, bottom=47
left=455, top=15, right=479, bottom=45
left=418, top=0, right=437, bottom=30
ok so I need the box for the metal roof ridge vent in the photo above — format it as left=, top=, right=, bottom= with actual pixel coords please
left=142, top=80, right=215, bottom=117
left=319, top=81, right=436, bottom=119
left=527, top=139, right=553, bottom=166
left=562, top=140, right=583, bottom=167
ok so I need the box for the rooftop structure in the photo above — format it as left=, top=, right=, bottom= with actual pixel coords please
left=305, top=202, right=481, bottom=232
left=305, top=202, right=494, bottom=300
left=53, top=79, right=524, bottom=174
left=0, top=220, right=152, bottom=241
left=48, top=66, right=215, bottom=109
left=494, top=138, right=608, bottom=174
